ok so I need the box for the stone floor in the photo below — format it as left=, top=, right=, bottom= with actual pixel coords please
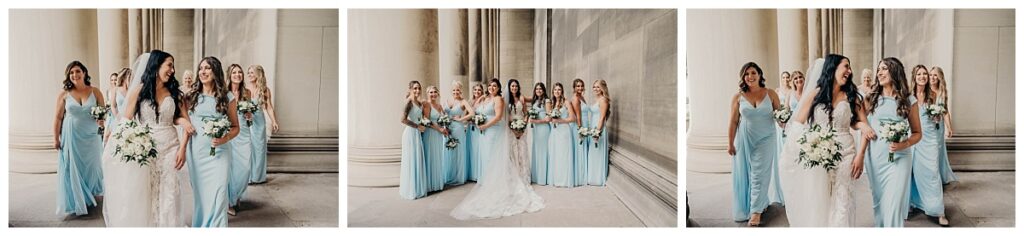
left=348, top=183, right=645, bottom=227
left=8, top=173, right=339, bottom=227
left=686, top=171, right=1015, bottom=227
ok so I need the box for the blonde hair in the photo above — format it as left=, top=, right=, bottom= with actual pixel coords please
left=930, top=66, right=949, bottom=106
left=780, top=71, right=792, bottom=90
left=249, top=65, right=271, bottom=107
left=595, top=79, right=611, bottom=122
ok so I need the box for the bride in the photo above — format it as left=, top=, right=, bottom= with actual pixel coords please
left=102, top=50, right=196, bottom=227
left=779, top=54, right=875, bottom=227
left=450, top=78, right=544, bottom=220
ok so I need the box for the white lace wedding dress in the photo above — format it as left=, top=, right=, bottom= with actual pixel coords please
left=778, top=101, right=857, bottom=227
left=450, top=100, right=544, bottom=220
left=102, top=97, right=193, bottom=227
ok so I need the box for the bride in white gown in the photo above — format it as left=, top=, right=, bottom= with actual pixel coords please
left=102, top=51, right=196, bottom=227
left=779, top=54, right=875, bottom=227
left=450, top=79, right=544, bottom=220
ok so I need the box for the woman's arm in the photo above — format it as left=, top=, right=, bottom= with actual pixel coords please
left=121, top=86, right=143, bottom=120
left=93, top=88, right=107, bottom=127
left=53, top=91, right=67, bottom=149
left=595, top=98, right=609, bottom=131
left=571, top=96, right=582, bottom=126
left=853, top=100, right=876, bottom=140
left=793, top=88, right=819, bottom=124
left=943, top=108, right=954, bottom=138
left=481, top=97, right=505, bottom=130
left=264, top=90, right=280, bottom=133
left=175, top=101, right=192, bottom=170
left=399, top=99, right=420, bottom=129
left=727, top=94, right=740, bottom=156
left=894, top=102, right=924, bottom=151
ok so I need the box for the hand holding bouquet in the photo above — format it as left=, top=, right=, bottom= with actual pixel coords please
left=796, top=124, right=844, bottom=170
left=90, top=105, right=109, bottom=135
left=202, top=116, right=232, bottom=156
left=237, top=100, right=260, bottom=127
left=878, top=119, right=910, bottom=162
left=112, top=119, right=158, bottom=166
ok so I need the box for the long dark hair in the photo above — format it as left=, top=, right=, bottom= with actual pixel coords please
left=188, top=56, right=230, bottom=115
left=532, top=82, right=548, bottom=108
left=739, top=62, right=766, bottom=93
left=867, top=57, right=912, bottom=119
left=63, top=61, right=91, bottom=91
left=507, top=78, right=521, bottom=110
left=135, top=50, right=182, bottom=121
left=808, top=54, right=862, bottom=126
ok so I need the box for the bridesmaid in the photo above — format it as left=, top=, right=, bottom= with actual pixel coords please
left=529, top=82, right=551, bottom=185
left=468, top=83, right=486, bottom=181
left=859, top=57, right=922, bottom=227
left=547, top=83, right=576, bottom=187
left=728, top=62, right=782, bottom=226
left=770, top=71, right=792, bottom=206
left=930, top=67, right=957, bottom=184
left=247, top=65, right=279, bottom=184
left=423, top=86, right=449, bottom=192
left=399, top=81, right=428, bottom=199
left=587, top=80, right=611, bottom=186
left=187, top=56, right=241, bottom=227
left=227, top=64, right=253, bottom=216
left=857, top=68, right=875, bottom=94
left=53, top=61, right=106, bottom=216
left=908, top=65, right=949, bottom=226
left=570, top=79, right=590, bottom=186
left=477, top=78, right=507, bottom=178
left=445, top=80, right=473, bottom=185
left=104, top=68, right=131, bottom=142
left=181, top=70, right=194, bottom=95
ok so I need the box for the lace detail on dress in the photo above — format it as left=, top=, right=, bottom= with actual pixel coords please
left=812, top=101, right=857, bottom=227
left=140, top=97, right=189, bottom=227
left=509, top=101, right=530, bottom=183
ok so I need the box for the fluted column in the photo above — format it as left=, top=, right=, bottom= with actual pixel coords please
left=438, top=9, right=469, bottom=100
left=97, top=9, right=128, bottom=92
left=348, top=9, right=439, bottom=186
left=776, top=9, right=809, bottom=77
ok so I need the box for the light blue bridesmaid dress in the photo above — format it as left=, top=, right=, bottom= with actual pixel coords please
left=531, top=102, right=550, bottom=185
left=586, top=102, right=608, bottom=186
left=731, top=95, right=777, bottom=221
left=57, top=92, right=104, bottom=216
left=547, top=105, right=574, bottom=187
left=934, top=99, right=958, bottom=184
left=476, top=100, right=501, bottom=182
left=229, top=98, right=253, bottom=207
left=399, top=103, right=427, bottom=199
left=249, top=100, right=268, bottom=184
left=909, top=98, right=945, bottom=217
left=104, top=91, right=126, bottom=143
left=468, top=103, right=486, bottom=181
left=865, top=96, right=915, bottom=227
left=571, top=99, right=590, bottom=186
left=187, top=94, right=233, bottom=227
left=444, top=103, right=468, bottom=185
left=424, top=107, right=446, bottom=192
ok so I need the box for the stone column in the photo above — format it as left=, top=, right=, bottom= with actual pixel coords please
left=686, top=9, right=778, bottom=173
left=348, top=9, right=439, bottom=186
left=162, top=9, right=195, bottom=75
left=437, top=9, right=469, bottom=101
left=776, top=9, right=808, bottom=77
left=499, top=9, right=535, bottom=86
left=97, top=9, right=128, bottom=92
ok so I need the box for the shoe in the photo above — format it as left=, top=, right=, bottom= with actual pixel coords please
left=227, top=207, right=237, bottom=216
left=747, top=213, right=762, bottom=227
left=938, top=216, right=950, bottom=227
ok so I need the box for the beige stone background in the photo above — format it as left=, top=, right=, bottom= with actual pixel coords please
left=686, top=9, right=1014, bottom=173
left=348, top=9, right=677, bottom=226
left=8, top=9, right=339, bottom=174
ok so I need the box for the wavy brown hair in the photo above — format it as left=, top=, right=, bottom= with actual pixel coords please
left=189, top=56, right=230, bottom=115
left=910, top=64, right=933, bottom=106
left=866, top=57, right=912, bottom=119
left=228, top=64, right=251, bottom=103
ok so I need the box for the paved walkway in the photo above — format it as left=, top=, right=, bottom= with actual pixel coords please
left=686, top=171, right=1014, bottom=227
left=9, top=173, right=338, bottom=227
left=348, top=183, right=645, bottom=227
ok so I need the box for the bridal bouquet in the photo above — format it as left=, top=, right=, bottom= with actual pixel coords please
left=924, top=103, right=947, bottom=129
left=112, top=119, right=158, bottom=166
left=445, top=137, right=459, bottom=150
left=527, top=106, right=541, bottom=128
left=90, top=105, right=109, bottom=135
left=578, top=127, right=591, bottom=145
left=510, top=118, right=528, bottom=133
left=237, top=100, right=259, bottom=127
left=589, top=127, right=602, bottom=147
left=796, top=124, right=844, bottom=171
left=548, top=109, right=561, bottom=128
left=471, top=114, right=487, bottom=134
left=773, top=105, right=792, bottom=123
left=417, top=117, right=431, bottom=134
left=202, top=115, right=232, bottom=156
left=437, top=115, right=452, bottom=130
left=879, top=119, right=910, bottom=162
